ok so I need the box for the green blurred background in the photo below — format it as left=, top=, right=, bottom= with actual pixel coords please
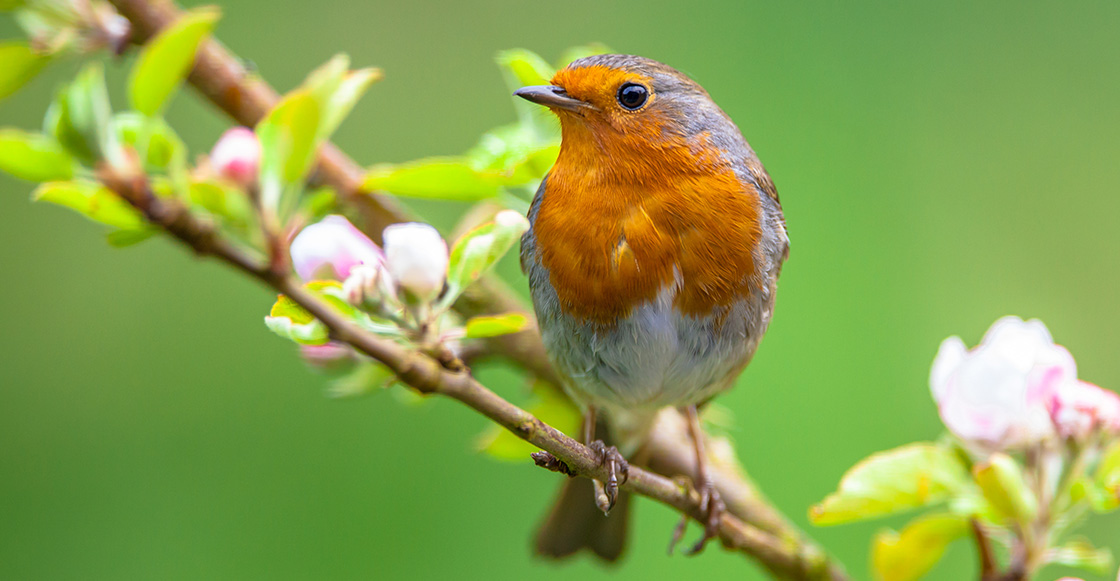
left=2, top=1, right=1119, bottom=579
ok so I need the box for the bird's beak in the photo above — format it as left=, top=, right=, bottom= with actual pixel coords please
left=514, top=85, right=589, bottom=112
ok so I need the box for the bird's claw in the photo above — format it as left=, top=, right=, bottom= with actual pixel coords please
left=588, top=440, right=629, bottom=514
left=668, top=478, right=724, bottom=555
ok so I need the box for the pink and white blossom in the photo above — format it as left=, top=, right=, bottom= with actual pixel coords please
left=1049, top=380, right=1120, bottom=441
left=210, top=127, right=261, bottom=187
left=382, top=222, right=448, bottom=302
left=290, top=215, right=384, bottom=281
left=930, top=316, right=1076, bottom=450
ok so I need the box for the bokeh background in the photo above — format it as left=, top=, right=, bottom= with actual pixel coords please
left=3, top=1, right=1119, bottom=579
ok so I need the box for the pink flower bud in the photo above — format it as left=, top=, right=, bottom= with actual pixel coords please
left=382, top=222, right=448, bottom=302
left=930, top=316, right=1075, bottom=451
left=299, top=342, right=357, bottom=372
left=210, top=127, right=261, bottom=187
left=1049, top=380, right=1120, bottom=441
left=291, top=215, right=384, bottom=281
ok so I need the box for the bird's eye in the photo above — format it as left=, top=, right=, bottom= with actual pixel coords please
left=616, top=83, right=649, bottom=110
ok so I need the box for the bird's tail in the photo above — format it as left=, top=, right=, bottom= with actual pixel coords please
left=533, top=476, right=632, bottom=562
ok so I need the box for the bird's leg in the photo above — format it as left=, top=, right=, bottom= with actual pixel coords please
left=582, top=406, right=596, bottom=447
left=582, top=406, right=629, bottom=515
left=668, top=405, right=725, bottom=555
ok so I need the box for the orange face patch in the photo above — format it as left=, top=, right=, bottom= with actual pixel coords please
left=551, top=65, right=654, bottom=114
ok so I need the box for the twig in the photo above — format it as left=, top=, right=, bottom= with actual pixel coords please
left=972, top=519, right=999, bottom=580
left=970, top=520, right=1028, bottom=581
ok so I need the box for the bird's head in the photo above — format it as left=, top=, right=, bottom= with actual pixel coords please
left=515, top=54, right=747, bottom=179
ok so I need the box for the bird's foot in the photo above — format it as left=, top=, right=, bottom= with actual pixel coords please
left=530, top=451, right=575, bottom=476
left=588, top=440, right=629, bottom=514
left=668, top=477, right=724, bottom=555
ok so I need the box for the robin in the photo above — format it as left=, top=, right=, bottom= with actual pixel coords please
left=516, top=54, right=789, bottom=560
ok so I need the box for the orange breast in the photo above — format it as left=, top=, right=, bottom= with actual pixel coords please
left=533, top=128, right=763, bottom=326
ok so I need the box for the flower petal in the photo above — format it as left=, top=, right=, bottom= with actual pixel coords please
left=930, top=336, right=967, bottom=403
left=382, top=222, right=449, bottom=302
left=291, top=215, right=384, bottom=281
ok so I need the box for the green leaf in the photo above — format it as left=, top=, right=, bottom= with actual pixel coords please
left=391, top=384, right=429, bottom=407
left=871, top=514, right=969, bottom=581
left=189, top=179, right=251, bottom=227
left=110, top=112, right=187, bottom=171
left=327, top=361, right=395, bottom=399
left=264, top=293, right=328, bottom=345
left=311, top=280, right=402, bottom=337
left=1096, top=440, right=1120, bottom=491
left=479, top=380, right=581, bottom=461
left=252, top=54, right=378, bottom=221
left=265, top=281, right=402, bottom=346
left=128, top=6, right=220, bottom=116
left=972, top=453, right=1037, bottom=525
left=299, top=187, right=337, bottom=223
left=441, top=211, right=530, bottom=309
left=1047, top=538, right=1114, bottom=573
left=0, top=42, right=48, bottom=101
left=1, top=0, right=27, bottom=11
left=809, top=442, right=973, bottom=526
left=302, top=54, right=381, bottom=140
left=303, top=53, right=349, bottom=101
left=149, top=176, right=178, bottom=199
left=466, top=124, right=530, bottom=170
left=271, top=293, right=316, bottom=325
left=495, top=48, right=554, bottom=88
left=362, top=157, right=509, bottom=201
left=44, top=88, right=93, bottom=161
left=32, top=180, right=145, bottom=230
left=188, top=180, right=228, bottom=213
left=322, top=68, right=380, bottom=136
left=495, top=48, right=560, bottom=139
left=1088, top=440, right=1120, bottom=512
left=466, top=123, right=558, bottom=179
left=513, top=143, right=560, bottom=180
left=464, top=313, right=529, bottom=339
left=0, top=129, right=73, bottom=181
left=44, top=62, right=114, bottom=163
left=256, top=90, right=321, bottom=213
left=105, top=227, right=158, bottom=247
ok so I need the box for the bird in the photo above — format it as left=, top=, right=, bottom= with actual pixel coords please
left=516, top=54, right=789, bottom=561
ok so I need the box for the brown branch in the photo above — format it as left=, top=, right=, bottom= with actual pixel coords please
left=972, top=519, right=999, bottom=580
left=970, top=520, right=1028, bottom=581
left=98, top=163, right=846, bottom=580
left=99, top=2, right=847, bottom=578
